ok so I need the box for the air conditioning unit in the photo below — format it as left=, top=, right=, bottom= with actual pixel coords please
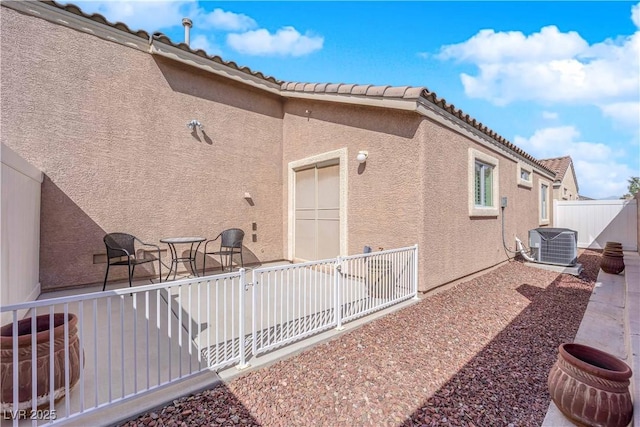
left=528, top=228, right=578, bottom=266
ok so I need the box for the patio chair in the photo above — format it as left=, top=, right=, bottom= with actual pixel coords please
left=202, top=228, right=244, bottom=274
left=103, top=233, right=162, bottom=290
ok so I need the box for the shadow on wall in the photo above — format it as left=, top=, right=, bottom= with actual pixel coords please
left=588, top=201, right=638, bottom=251
left=288, top=101, right=423, bottom=139
left=39, top=176, right=158, bottom=291
left=152, top=56, right=282, bottom=119
left=401, top=250, right=600, bottom=426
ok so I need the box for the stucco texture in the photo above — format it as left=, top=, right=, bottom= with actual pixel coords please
left=2, top=6, right=556, bottom=294
left=282, top=99, right=549, bottom=291
left=555, top=165, right=579, bottom=201
left=1, top=9, right=284, bottom=290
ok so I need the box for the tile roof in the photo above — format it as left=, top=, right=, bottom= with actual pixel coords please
left=29, top=1, right=556, bottom=176
left=539, top=156, right=573, bottom=182
left=281, top=82, right=554, bottom=173
left=43, top=0, right=280, bottom=84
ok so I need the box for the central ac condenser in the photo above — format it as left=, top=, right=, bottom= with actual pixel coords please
left=528, top=228, right=578, bottom=266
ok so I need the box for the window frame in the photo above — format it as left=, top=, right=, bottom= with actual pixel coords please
left=468, top=148, right=499, bottom=217
left=517, top=163, right=533, bottom=188
left=539, top=179, right=550, bottom=225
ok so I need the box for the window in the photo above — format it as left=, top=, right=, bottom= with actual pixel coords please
left=517, top=163, right=533, bottom=188
left=539, top=179, right=550, bottom=224
left=475, top=161, right=494, bottom=207
left=468, top=148, right=499, bottom=217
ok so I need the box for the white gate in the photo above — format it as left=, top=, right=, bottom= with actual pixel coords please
left=553, top=199, right=638, bottom=251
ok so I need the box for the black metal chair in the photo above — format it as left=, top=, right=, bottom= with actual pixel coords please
left=202, top=228, right=244, bottom=274
left=103, top=233, right=162, bottom=290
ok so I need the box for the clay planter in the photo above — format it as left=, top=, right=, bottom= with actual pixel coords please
left=0, top=313, right=81, bottom=410
left=548, top=343, right=633, bottom=427
left=600, top=249, right=625, bottom=275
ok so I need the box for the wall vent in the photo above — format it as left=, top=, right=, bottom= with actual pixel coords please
left=528, top=228, right=578, bottom=266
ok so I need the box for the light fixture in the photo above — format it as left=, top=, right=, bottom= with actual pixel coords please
left=356, top=150, right=368, bottom=164
left=187, top=119, right=203, bottom=131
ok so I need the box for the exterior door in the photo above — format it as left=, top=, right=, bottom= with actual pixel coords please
left=294, top=161, right=340, bottom=261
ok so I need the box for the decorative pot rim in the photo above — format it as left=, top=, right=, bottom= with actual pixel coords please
left=559, top=343, right=631, bottom=381
left=0, top=313, right=78, bottom=347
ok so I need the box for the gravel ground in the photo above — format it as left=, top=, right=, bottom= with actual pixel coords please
left=121, top=250, right=600, bottom=427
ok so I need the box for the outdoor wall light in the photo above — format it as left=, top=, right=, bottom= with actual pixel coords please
left=187, top=119, right=203, bottom=131
left=356, top=150, right=368, bottom=164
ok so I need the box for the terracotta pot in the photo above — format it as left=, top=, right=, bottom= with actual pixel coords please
left=604, top=241, right=622, bottom=249
left=548, top=343, right=633, bottom=427
left=600, top=251, right=625, bottom=274
left=0, top=313, right=81, bottom=410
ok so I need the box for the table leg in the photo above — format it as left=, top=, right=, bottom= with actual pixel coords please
left=165, top=243, right=177, bottom=281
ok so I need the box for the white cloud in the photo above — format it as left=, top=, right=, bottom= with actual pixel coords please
left=436, top=5, right=640, bottom=133
left=74, top=1, right=194, bottom=32
left=542, top=111, right=558, bottom=120
left=438, top=26, right=588, bottom=63
left=227, top=27, right=323, bottom=57
left=514, top=126, right=635, bottom=198
left=199, top=8, right=256, bottom=32
left=600, top=102, right=640, bottom=131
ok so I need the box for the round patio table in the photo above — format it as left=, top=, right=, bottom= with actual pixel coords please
left=160, top=237, right=206, bottom=281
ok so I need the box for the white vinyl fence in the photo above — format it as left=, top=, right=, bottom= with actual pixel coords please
left=554, top=200, right=638, bottom=251
left=0, top=245, right=418, bottom=426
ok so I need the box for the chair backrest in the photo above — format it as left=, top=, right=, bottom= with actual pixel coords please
left=104, top=233, right=136, bottom=259
left=220, top=228, right=244, bottom=249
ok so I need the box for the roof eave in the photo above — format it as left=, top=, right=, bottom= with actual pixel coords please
left=415, top=99, right=556, bottom=178
left=149, top=41, right=281, bottom=95
left=280, top=90, right=418, bottom=111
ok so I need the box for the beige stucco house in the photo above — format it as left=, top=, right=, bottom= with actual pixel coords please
left=539, top=156, right=580, bottom=201
left=1, top=1, right=565, bottom=299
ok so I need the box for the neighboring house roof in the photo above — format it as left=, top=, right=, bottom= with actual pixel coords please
left=10, top=0, right=557, bottom=176
left=539, top=156, right=572, bottom=182
left=539, top=156, right=579, bottom=192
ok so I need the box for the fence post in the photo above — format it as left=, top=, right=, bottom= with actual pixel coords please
left=236, top=268, right=250, bottom=370
left=413, top=244, right=419, bottom=300
left=335, top=256, right=344, bottom=330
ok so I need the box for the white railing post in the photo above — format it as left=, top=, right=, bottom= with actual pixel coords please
left=413, top=244, right=419, bottom=300
left=335, top=256, right=344, bottom=330
left=237, top=268, right=249, bottom=370
left=251, top=269, right=257, bottom=357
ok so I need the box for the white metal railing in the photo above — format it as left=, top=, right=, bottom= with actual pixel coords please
left=0, top=245, right=417, bottom=425
left=0, top=271, right=244, bottom=426
left=251, top=245, right=418, bottom=355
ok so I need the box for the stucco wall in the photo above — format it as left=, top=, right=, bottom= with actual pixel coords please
left=282, top=99, right=550, bottom=292
left=557, top=166, right=579, bottom=201
left=282, top=99, right=424, bottom=259
left=418, top=118, right=547, bottom=290
left=1, top=9, right=284, bottom=290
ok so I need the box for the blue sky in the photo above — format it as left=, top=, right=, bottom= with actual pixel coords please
left=72, top=1, right=640, bottom=199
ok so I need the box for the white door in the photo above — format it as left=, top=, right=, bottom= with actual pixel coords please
left=294, top=161, right=340, bottom=261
